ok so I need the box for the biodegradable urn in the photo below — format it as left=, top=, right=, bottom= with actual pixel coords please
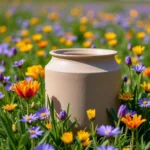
left=45, top=48, right=121, bottom=127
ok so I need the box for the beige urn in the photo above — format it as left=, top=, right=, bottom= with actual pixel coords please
left=45, top=48, right=121, bottom=127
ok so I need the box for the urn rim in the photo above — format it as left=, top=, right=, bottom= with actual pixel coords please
left=50, top=48, right=117, bottom=59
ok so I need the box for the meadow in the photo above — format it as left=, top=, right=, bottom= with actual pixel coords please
left=0, top=1, right=150, bottom=150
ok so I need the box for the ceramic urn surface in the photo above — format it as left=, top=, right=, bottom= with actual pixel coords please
left=45, top=48, right=121, bottom=127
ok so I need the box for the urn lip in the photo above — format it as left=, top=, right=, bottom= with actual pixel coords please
left=50, top=48, right=117, bottom=59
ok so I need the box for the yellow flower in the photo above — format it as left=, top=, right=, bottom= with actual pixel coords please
left=118, top=93, right=134, bottom=101
left=83, top=41, right=92, bottom=48
left=38, top=40, right=48, bottom=48
left=32, top=34, right=42, bottom=42
left=140, top=82, right=150, bottom=93
left=108, top=39, right=117, bottom=47
left=115, top=55, right=121, bottom=64
left=82, top=138, right=91, bottom=147
left=59, top=37, right=66, bottom=44
left=0, top=26, right=7, bottom=33
left=146, top=27, right=150, bottom=34
left=46, top=123, right=52, bottom=130
left=30, top=17, right=39, bottom=25
left=132, top=46, right=145, bottom=56
left=51, top=45, right=57, bottom=50
left=21, top=29, right=29, bottom=37
left=61, top=132, right=73, bottom=144
left=37, top=50, right=46, bottom=57
left=65, top=40, right=73, bottom=47
left=16, top=41, right=25, bottom=48
left=25, top=65, right=45, bottom=79
left=43, top=25, right=53, bottom=33
left=104, top=32, right=116, bottom=40
left=4, top=36, right=11, bottom=42
left=3, top=104, right=17, bottom=112
left=121, top=114, right=146, bottom=129
left=122, top=148, right=130, bottom=150
left=11, top=80, right=40, bottom=99
left=23, top=38, right=31, bottom=44
left=80, top=25, right=86, bottom=32
left=125, top=32, right=132, bottom=40
left=70, top=8, right=81, bottom=16
left=77, top=130, right=90, bottom=141
left=87, top=109, right=96, bottom=120
left=131, top=57, right=140, bottom=65
left=136, top=32, right=145, bottom=39
left=129, top=9, right=139, bottom=18
left=19, top=43, right=33, bottom=52
left=84, top=31, right=94, bottom=39
left=48, top=12, right=59, bottom=21
left=80, top=16, right=88, bottom=25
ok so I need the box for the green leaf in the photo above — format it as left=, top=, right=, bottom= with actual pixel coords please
left=38, top=130, right=51, bottom=145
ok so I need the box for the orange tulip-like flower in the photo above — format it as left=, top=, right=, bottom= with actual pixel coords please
left=121, top=114, right=146, bottom=129
left=11, top=80, right=40, bottom=99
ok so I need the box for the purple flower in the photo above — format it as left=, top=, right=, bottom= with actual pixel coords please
left=14, top=75, right=19, bottom=81
left=20, top=114, right=38, bottom=123
left=91, top=44, right=96, bottom=48
left=13, top=59, right=25, bottom=68
left=133, top=65, right=146, bottom=74
left=97, top=146, right=118, bottom=150
left=0, top=73, right=4, bottom=81
left=123, top=75, right=128, bottom=82
left=36, top=108, right=50, bottom=120
left=117, top=104, right=126, bottom=118
left=96, top=125, right=121, bottom=137
left=1, top=60, right=6, bottom=66
left=125, top=56, right=132, bottom=66
left=5, top=83, right=13, bottom=91
left=125, top=110, right=137, bottom=117
left=127, top=43, right=132, bottom=51
left=0, top=65, right=5, bottom=73
left=34, top=144, right=55, bottom=150
left=3, top=76, right=10, bottom=86
left=28, top=126, right=44, bottom=138
left=59, top=110, right=67, bottom=120
left=138, top=98, right=150, bottom=107
left=0, top=92, right=5, bottom=99
left=11, top=47, right=17, bottom=55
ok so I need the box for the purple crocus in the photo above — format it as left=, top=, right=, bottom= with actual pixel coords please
left=0, top=92, right=5, bottom=99
left=117, top=104, right=126, bottom=118
left=3, top=76, right=10, bottom=86
left=11, top=47, right=17, bottom=55
left=91, top=44, right=96, bottom=48
left=59, top=110, right=67, bottom=120
left=133, top=65, right=146, bottom=74
left=127, top=43, right=132, bottom=51
left=13, top=59, right=25, bottom=68
left=138, top=98, right=150, bottom=107
left=96, top=125, right=121, bottom=137
left=0, top=65, right=5, bottom=73
left=36, top=108, right=50, bottom=120
left=20, top=114, right=38, bottom=123
left=34, top=144, right=55, bottom=150
left=125, top=110, right=137, bottom=117
left=0, top=73, right=4, bottom=81
left=123, top=75, right=128, bottom=82
left=125, top=56, right=132, bottom=66
left=97, top=146, right=118, bottom=150
left=28, top=126, right=44, bottom=138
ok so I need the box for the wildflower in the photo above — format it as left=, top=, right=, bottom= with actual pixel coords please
left=115, top=55, right=121, bottom=64
left=127, top=43, right=132, bottom=51
left=37, top=50, right=46, bottom=57
left=2, top=104, right=17, bottom=112
left=0, top=65, right=5, bottom=73
left=13, top=59, right=25, bottom=68
left=121, top=114, right=146, bottom=129
left=20, top=114, right=38, bottom=123
left=65, top=40, right=73, bottom=47
left=0, top=73, right=4, bottom=81
left=82, top=138, right=91, bottom=147
left=61, top=132, right=73, bottom=144
left=43, top=25, right=53, bottom=33
left=123, top=75, right=128, bottom=82
left=122, top=148, right=130, bottom=150
left=2, top=76, right=10, bottom=86
left=91, top=44, right=96, bottom=48
left=104, top=32, right=116, bottom=40
left=38, top=40, right=48, bottom=48
left=25, top=65, right=44, bottom=79
left=0, top=92, right=5, bottom=99
left=108, top=39, right=117, bottom=47
left=80, top=16, right=88, bottom=25
left=11, top=80, right=40, bottom=99
left=125, top=56, right=132, bottom=66
left=36, top=108, right=50, bottom=120
left=143, top=67, right=150, bottom=77
left=87, top=109, right=96, bottom=120
left=83, top=41, right=92, bottom=48
left=125, top=110, right=137, bottom=117
left=11, top=47, right=17, bottom=55
left=46, top=123, right=52, bottom=130
left=59, top=110, right=67, bottom=120
left=97, top=146, right=118, bottom=150
left=117, top=104, right=126, bottom=118
left=138, top=98, right=150, bottom=107
left=133, top=65, right=146, bottom=74
left=80, top=25, right=86, bottom=32
left=19, top=43, right=33, bottom=52
left=132, top=46, right=145, bottom=56
left=77, top=130, right=90, bottom=141
left=0, top=26, right=7, bottom=33
left=140, top=82, right=150, bottom=93
left=30, top=17, right=39, bottom=25
left=84, top=31, right=94, bottom=39
left=118, top=93, right=134, bottom=101
left=34, top=144, right=55, bottom=150
left=59, top=37, right=66, bottom=43
left=97, top=125, right=121, bottom=137
left=28, top=126, right=44, bottom=138
left=136, top=32, right=145, bottom=39
left=32, top=34, right=42, bottom=42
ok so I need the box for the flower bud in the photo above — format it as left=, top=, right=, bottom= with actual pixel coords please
left=125, top=56, right=132, bottom=66
left=117, top=104, right=126, bottom=118
left=59, top=110, right=67, bottom=120
left=12, top=124, right=17, bottom=133
left=127, top=43, right=132, bottom=51
left=0, top=73, right=4, bottom=82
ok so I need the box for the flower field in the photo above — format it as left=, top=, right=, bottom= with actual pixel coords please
left=0, top=2, right=150, bottom=150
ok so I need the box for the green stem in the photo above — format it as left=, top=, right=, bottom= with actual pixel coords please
left=114, top=118, right=121, bottom=145
left=27, top=101, right=29, bottom=115
left=31, top=139, right=34, bottom=150
left=129, top=67, right=133, bottom=93
left=131, top=130, right=134, bottom=150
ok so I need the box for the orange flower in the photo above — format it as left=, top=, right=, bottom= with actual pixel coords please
left=121, top=114, right=146, bottom=129
left=11, top=80, right=40, bottom=99
left=143, top=67, right=150, bottom=77
left=38, top=40, right=48, bottom=48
